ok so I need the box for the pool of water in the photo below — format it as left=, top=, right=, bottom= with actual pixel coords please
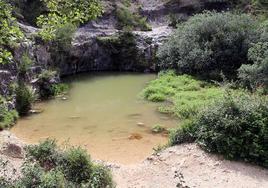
left=11, top=73, right=177, bottom=164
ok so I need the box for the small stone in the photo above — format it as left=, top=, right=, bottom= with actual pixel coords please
left=128, top=133, right=143, bottom=140
left=137, top=122, right=145, bottom=127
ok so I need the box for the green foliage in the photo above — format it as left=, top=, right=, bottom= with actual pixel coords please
left=116, top=6, right=152, bottom=31
left=54, top=23, right=77, bottom=52
left=51, top=83, right=69, bottom=96
left=158, top=12, right=259, bottom=78
left=141, top=71, right=224, bottom=119
left=196, top=92, right=268, bottom=167
left=15, top=83, right=36, bottom=116
left=0, top=96, right=18, bottom=130
left=25, top=139, right=59, bottom=169
left=39, top=169, right=66, bottom=188
left=3, top=139, right=114, bottom=187
left=18, top=53, right=33, bottom=81
left=151, top=124, right=166, bottom=133
left=61, top=147, right=93, bottom=184
left=37, top=0, right=102, bottom=41
left=0, top=0, right=23, bottom=65
left=169, top=120, right=198, bottom=145
left=239, top=42, right=268, bottom=93
left=87, top=165, right=115, bottom=188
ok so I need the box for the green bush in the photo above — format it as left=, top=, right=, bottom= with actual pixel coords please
left=196, top=92, right=268, bottom=167
left=61, top=147, right=93, bottom=184
left=87, top=165, right=115, bottom=188
left=25, top=139, right=59, bottom=169
left=37, top=70, right=68, bottom=99
left=54, top=23, right=77, bottom=52
left=51, top=83, right=69, bottom=96
left=15, top=83, right=35, bottom=116
left=169, top=120, right=198, bottom=145
left=116, top=6, right=152, bottom=31
left=3, top=139, right=114, bottom=187
left=0, top=96, right=18, bottom=130
left=157, top=12, right=259, bottom=78
left=239, top=41, right=268, bottom=93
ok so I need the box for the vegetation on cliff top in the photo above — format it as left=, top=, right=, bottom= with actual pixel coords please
left=37, top=0, right=102, bottom=41
left=0, top=0, right=23, bottom=65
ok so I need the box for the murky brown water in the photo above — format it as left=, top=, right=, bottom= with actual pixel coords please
left=11, top=73, right=177, bottom=164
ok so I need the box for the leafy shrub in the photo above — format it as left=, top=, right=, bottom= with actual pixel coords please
left=116, top=6, right=152, bottom=31
left=39, top=169, right=66, bottom=188
left=25, top=139, right=59, bottom=169
left=169, top=120, right=198, bottom=145
left=61, top=147, right=93, bottom=184
left=15, top=83, right=35, bottom=116
left=157, top=12, right=259, bottom=78
left=196, top=92, right=268, bottom=167
left=51, top=83, right=69, bottom=96
left=37, top=0, right=102, bottom=41
left=54, top=23, right=77, bottom=52
left=87, top=165, right=115, bottom=188
left=0, top=96, right=18, bottom=130
left=15, top=163, right=44, bottom=187
left=239, top=41, right=268, bottom=93
left=18, top=53, right=33, bottom=81
left=3, top=139, right=114, bottom=187
left=0, top=0, right=23, bottom=65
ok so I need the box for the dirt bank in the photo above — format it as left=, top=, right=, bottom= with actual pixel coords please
left=112, top=144, right=268, bottom=188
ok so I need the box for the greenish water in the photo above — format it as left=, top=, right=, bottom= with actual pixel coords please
left=11, top=73, right=177, bottom=164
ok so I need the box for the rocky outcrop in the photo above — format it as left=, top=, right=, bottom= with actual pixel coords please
left=139, top=0, right=229, bottom=25
left=0, top=0, right=230, bottom=94
left=68, top=25, right=172, bottom=74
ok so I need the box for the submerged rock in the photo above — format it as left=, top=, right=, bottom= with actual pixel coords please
left=128, top=133, right=143, bottom=140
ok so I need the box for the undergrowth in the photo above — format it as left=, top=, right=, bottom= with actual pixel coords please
left=141, top=70, right=224, bottom=119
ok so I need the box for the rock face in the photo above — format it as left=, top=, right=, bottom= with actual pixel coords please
left=0, top=0, right=230, bottom=95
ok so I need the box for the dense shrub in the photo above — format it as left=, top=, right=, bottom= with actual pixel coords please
left=0, top=96, right=18, bottom=130
left=239, top=21, right=268, bottom=93
left=37, top=0, right=102, bottom=41
left=157, top=12, right=259, bottom=78
left=116, top=6, right=152, bottom=31
left=197, top=92, right=268, bottom=167
left=17, top=53, right=33, bottom=82
left=25, top=139, right=59, bottom=169
left=169, top=120, right=198, bottom=145
left=54, top=23, right=77, bottom=52
left=0, top=0, right=23, bottom=65
left=87, top=165, right=114, bottom=188
left=15, top=83, right=35, bottom=115
left=61, top=147, right=93, bottom=184
left=2, top=139, right=114, bottom=187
